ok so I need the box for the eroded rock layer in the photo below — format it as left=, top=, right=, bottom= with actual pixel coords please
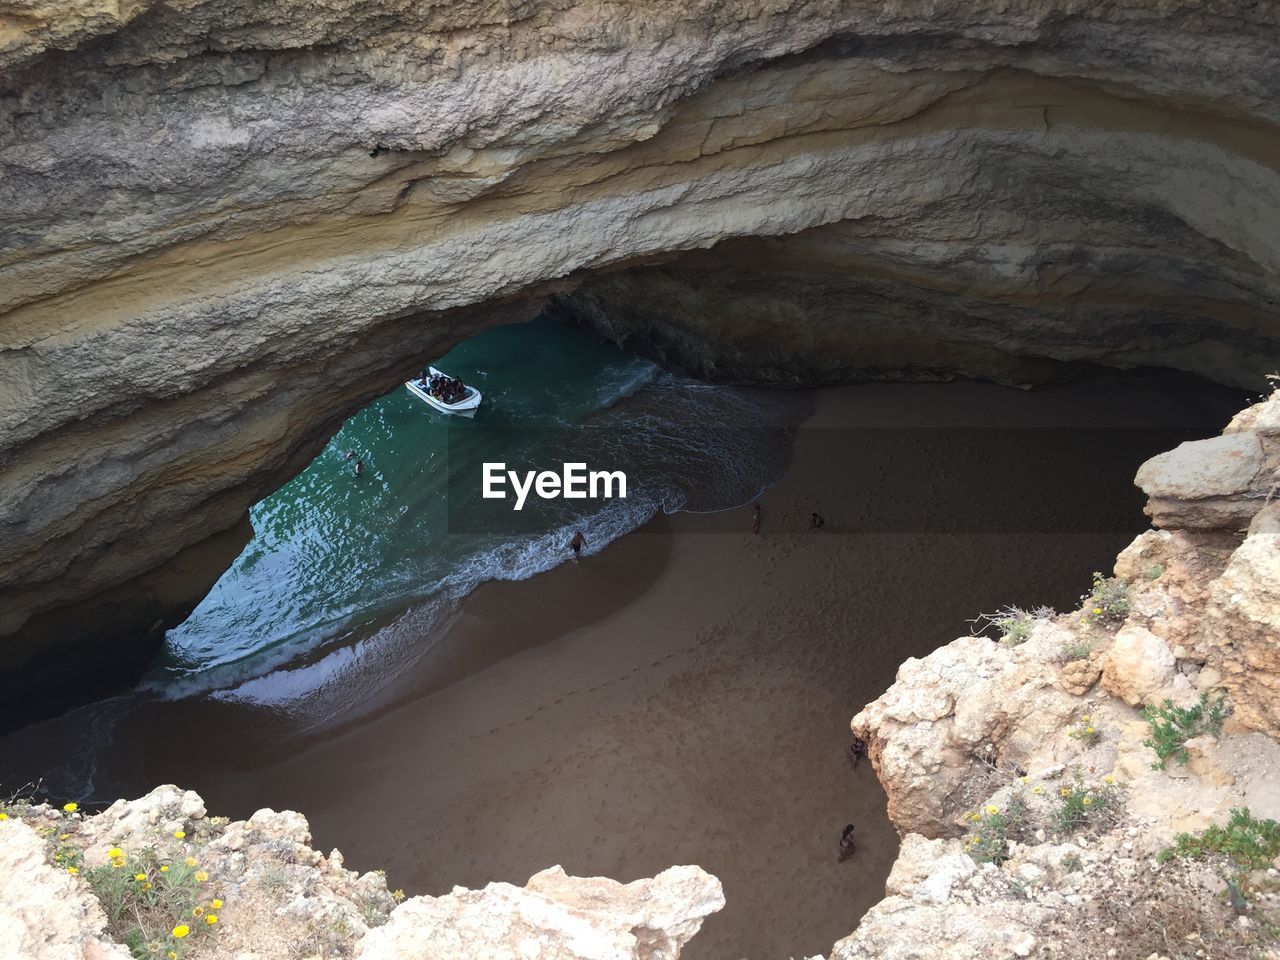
left=845, top=388, right=1280, bottom=959
left=3, top=0, right=1280, bottom=691
left=0, top=785, right=723, bottom=960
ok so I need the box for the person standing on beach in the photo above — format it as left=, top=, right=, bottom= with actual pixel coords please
left=751, top=501, right=761, bottom=534
left=569, top=530, right=586, bottom=558
left=839, top=823, right=856, bottom=861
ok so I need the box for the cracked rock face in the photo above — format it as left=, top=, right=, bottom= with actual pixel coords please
left=0, top=786, right=722, bottom=960
left=3, top=0, right=1280, bottom=699
left=844, top=390, right=1280, bottom=960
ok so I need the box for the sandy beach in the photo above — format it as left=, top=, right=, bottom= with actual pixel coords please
left=2, top=377, right=1243, bottom=959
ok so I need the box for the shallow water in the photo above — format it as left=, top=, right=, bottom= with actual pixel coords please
left=151, top=316, right=806, bottom=709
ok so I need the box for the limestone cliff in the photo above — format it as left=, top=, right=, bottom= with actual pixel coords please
left=844, top=388, right=1280, bottom=958
left=4, top=0, right=1280, bottom=703
left=0, top=785, right=723, bottom=960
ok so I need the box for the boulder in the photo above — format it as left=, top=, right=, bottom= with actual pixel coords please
left=1100, top=626, right=1176, bottom=707
left=356, top=865, right=724, bottom=960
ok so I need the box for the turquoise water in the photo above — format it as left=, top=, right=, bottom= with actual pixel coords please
left=153, top=317, right=803, bottom=704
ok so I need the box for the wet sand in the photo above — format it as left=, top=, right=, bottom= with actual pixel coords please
left=3, top=378, right=1246, bottom=959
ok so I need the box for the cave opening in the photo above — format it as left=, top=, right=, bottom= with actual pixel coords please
left=0, top=306, right=1250, bottom=958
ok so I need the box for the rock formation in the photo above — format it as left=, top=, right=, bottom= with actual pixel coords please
left=844, top=387, right=1280, bottom=958
left=0, top=786, right=722, bottom=960
left=4, top=0, right=1280, bottom=702
left=5, top=325, right=1280, bottom=960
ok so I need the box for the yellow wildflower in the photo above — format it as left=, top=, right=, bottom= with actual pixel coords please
left=970, top=813, right=981, bottom=822
left=1081, top=715, right=1091, bottom=723
left=392, top=889, right=406, bottom=902
left=171, top=925, right=189, bottom=939
left=0, top=813, right=8, bottom=821
left=211, top=898, right=223, bottom=909
left=143, top=882, right=153, bottom=890
left=1032, top=786, right=1043, bottom=795
left=134, top=873, right=146, bottom=881
left=1085, top=726, right=1096, bottom=734
left=1060, top=788, right=1070, bottom=797
left=160, top=865, right=169, bottom=873
left=67, top=867, right=79, bottom=875
left=62, top=803, right=78, bottom=813
left=1103, top=775, right=1115, bottom=784
left=168, top=953, right=178, bottom=960
left=195, top=871, right=208, bottom=882
left=110, top=858, right=125, bottom=869
left=173, top=830, right=185, bottom=839
left=1082, top=797, right=1093, bottom=806
left=107, top=847, right=123, bottom=859
left=192, top=906, right=204, bottom=917
left=985, top=805, right=999, bottom=815
left=205, top=914, right=218, bottom=925
left=1092, top=607, right=1102, bottom=615
left=185, top=857, right=197, bottom=867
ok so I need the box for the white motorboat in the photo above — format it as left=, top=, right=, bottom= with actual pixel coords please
left=405, top=366, right=482, bottom=415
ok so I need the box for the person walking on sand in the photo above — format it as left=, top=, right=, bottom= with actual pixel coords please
left=751, top=501, right=761, bottom=535
left=569, top=530, right=586, bottom=558
left=810, top=512, right=825, bottom=529
left=839, top=823, right=856, bottom=861
left=848, top=735, right=867, bottom=768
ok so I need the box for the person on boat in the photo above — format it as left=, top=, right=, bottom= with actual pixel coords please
left=839, top=823, right=856, bottom=861
left=569, top=530, right=586, bottom=558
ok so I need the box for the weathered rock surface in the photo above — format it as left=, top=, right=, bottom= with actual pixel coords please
left=1099, top=625, right=1176, bottom=707
left=4, top=0, right=1280, bottom=698
left=843, top=389, right=1280, bottom=959
left=0, top=787, right=721, bottom=960
left=0, top=817, right=129, bottom=960
left=357, top=865, right=723, bottom=960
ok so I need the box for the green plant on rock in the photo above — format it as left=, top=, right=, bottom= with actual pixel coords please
left=1141, top=693, right=1227, bottom=769
left=963, top=792, right=1028, bottom=865
left=971, top=606, right=1054, bottom=647
left=1067, top=714, right=1102, bottom=745
left=85, top=844, right=222, bottom=959
left=1053, top=771, right=1122, bottom=837
left=1061, top=639, right=1093, bottom=662
left=1080, top=572, right=1131, bottom=626
left=1158, top=808, right=1280, bottom=871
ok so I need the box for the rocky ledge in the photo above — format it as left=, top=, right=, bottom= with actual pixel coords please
left=0, top=785, right=723, bottom=960
left=4, top=0, right=1280, bottom=704
left=841, top=387, right=1280, bottom=958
